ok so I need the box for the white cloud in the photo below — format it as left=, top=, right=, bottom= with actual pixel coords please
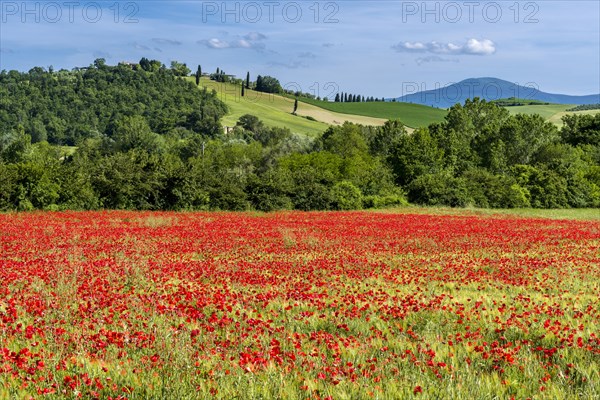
left=201, top=38, right=230, bottom=49
left=463, top=39, right=496, bottom=55
left=244, top=32, right=266, bottom=41
left=198, top=32, right=266, bottom=51
left=393, top=39, right=496, bottom=56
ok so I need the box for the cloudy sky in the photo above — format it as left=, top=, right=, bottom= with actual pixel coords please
left=1, top=1, right=598, bottom=97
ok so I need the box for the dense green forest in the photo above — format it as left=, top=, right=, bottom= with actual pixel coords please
left=0, top=59, right=227, bottom=145
left=1, top=60, right=599, bottom=211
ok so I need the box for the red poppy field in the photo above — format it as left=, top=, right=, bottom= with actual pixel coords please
left=1, top=210, right=599, bottom=399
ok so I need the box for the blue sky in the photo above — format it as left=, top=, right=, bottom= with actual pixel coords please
left=1, top=1, right=598, bottom=97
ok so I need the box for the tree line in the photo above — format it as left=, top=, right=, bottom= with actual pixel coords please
left=1, top=61, right=599, bottom=211
left=334, top=93, right=383, bottom=103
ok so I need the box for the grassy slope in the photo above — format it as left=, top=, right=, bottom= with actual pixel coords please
left=193, top=78, right=597, bottom=132
left=547, top=109, right=600, bottom=126
left=378, top=206, right=600, bottom=220
left=195, top=78, right=387, bottom=136
left=296, top=97, right=447, bottom=128
left=505, top=104, right=573, bottom=119
left=196, top=78, right=327, bottom=137
left=506, top=104, right=600, bottom=127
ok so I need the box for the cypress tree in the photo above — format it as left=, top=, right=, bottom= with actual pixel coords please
left=195, top=65, right=201, bottom=85
left=293, top=98, right=298, bottom=114
left=246, top=72, right=250, bottom=89
left=241, top=83, right=245, bottom=97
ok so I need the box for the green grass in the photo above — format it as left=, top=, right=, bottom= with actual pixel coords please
left=377, top=205, right=600, bottom=220
left=506, top=104, right=600, bottom=127
left=547, top=109, right=600, bottom=126
left=295, top=97, right=447, bottom=128
left=194, top=78, right=329, bottom=137
left=191, top=77, right=596, bottom=132
left=505, top=104, right=573, bottom=119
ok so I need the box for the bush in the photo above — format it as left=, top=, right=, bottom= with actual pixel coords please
left=462, top=169, right=530, bottom=208
left=331, top=181, right=363, bottom=210
left=363, top=188, right=408, bottom=209
left=408, top=173, right=472, bottom=207
left=519, top=167, right=569, bottom=209
left=292, top=182, right=333, bottom=211
left=247, top=173, right=293, bottom=212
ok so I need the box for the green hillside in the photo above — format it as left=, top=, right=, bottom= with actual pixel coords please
left=504, top=104, right=600, bottom=126
left=295, top=97, right=447, bottom=128
left=194, top=77, right=596, bottom=132
left=193, top=78, right=393, bottom=136
left=195, top=78, right=328, bottom=137
left=505, top=104, right=573, bottom=119
left=547, top=109, right=600, bottom=126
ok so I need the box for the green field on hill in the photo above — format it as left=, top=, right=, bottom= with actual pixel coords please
left=295, top=97, right=447, bottom=128
left=547, top=109, right=600, bottom=125
left=505, top=103, right=573, bottom=119
left=194, top=78, right=328, bottom=137
left=505, top=104, right=599, bottom=126
left=192, top=77, right=597, bottom=132
left=193, top=78, right=390, bottom=136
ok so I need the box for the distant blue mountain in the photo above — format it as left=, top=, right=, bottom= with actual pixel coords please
left=395, top=78, right=600, bottom=109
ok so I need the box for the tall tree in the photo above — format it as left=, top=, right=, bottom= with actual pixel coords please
left=195, top=65, right=201, bottom=86
left=334, top=93, right=340, bottom=102
left=246, top=72, right=250, bottom=89
left=241, top=83, right=245, bottom=97
left=293, top=98, right=298, bottom=114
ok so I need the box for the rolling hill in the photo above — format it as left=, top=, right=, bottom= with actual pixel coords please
left=396, top=78, right=600, bottom=109
left=504, top=104, right=574, bottom=119
left=294, top=97, right=447, bottom=128
left=195, top=78, right=387, bottom=136
left=194, top=77, right=599, bottom=133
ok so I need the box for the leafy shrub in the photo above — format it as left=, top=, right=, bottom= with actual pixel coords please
left=408, top=173, right=472, bottom=207
left=331, top=181, right=363, bottom=210
left=462, top=169, right=530, bottom=208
